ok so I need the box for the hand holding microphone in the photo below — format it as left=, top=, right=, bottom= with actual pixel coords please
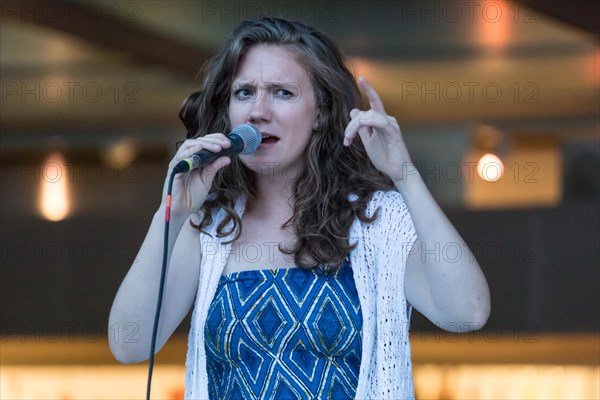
left=164, top=124, right=262, bottom=219
left=173, top=124, right=262, bottom=173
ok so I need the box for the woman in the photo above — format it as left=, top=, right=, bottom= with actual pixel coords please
left=109, top=16, right=490, bottom=399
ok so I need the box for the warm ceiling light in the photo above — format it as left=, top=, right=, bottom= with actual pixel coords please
left=103, top=138, right=138, bottom=167
left=478, top=0, right=511, bottom=52
left=477, top=153, right=504, bottom=182
left=39, top=152, right=71, bottom=221
left=349, top=57, right=374, bottom=81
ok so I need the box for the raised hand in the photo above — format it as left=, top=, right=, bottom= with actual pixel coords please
left=344, top=77, right=413, bottom=183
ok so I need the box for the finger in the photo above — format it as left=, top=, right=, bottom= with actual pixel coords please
left=177, top=142, right=222, bottom=161
left=344, top=109, right=380, bottom=139
left=200, top=156, right=231, bottom=176
left=185, top=134, right=231, bottom=148
left=203, top=132, right=231, bottom=145
left=210, top=155, right=232, bottom=171
left=177, top=136, right=232, bottom=157
left=356, top=113, right=394, bottom=131
left=344, top=111, right=374, bottom=146
left=170, top=141, right=232, bottom=173
left=343, top=124, right=358, bottom=147
left=344, top=110, right=368, bottom=146
left=346, top=113, right=392, bottom=146
left=189, top=133, right=231, bottom=144
left=358, top=76, right=386, bottom=113
left=197, top=156, right=231, bottom=184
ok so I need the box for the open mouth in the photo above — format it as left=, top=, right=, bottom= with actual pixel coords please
left=261, top=134, right=279, bottom=144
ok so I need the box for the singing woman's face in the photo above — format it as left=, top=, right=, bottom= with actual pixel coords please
left=228, top=44, right=319, bottom=178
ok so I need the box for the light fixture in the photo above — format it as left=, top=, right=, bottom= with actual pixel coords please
left=38, top=152, right=71, bottom=221
left=477, top=153, right=504, bottom=182
left=470, top=125, right=506, bottom=182
left=102, top=137, right=138, bottom=168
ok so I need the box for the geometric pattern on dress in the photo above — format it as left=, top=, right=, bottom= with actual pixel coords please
left=204, top=260, right=362, bottom=399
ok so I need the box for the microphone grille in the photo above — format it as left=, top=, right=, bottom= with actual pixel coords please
left=231, top=124, right=262, bottom=155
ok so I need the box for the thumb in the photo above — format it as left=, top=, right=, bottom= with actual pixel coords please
left=198, top=156, right=231, bottom=186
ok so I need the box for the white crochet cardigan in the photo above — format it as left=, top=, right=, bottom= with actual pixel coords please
left=184, top=190, right=417, bottom=399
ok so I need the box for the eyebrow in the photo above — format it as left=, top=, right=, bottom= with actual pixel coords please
left=232, top=81, right=295, bottom=88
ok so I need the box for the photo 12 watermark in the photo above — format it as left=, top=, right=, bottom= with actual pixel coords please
left=1, top=161, right=140, bottom=185
left=1, top=1, right=140, bottom=25
left=399, top=1, right=539, bottom=24
left=1, top=240, right=140, bottom=265
left=400, top=81, right=540, bottom=104
left=1, top=321, right=143, bottom=344
left=1, top=81, right=140, bottom=105
left=414, top=321, right=540, bottom=343
left=197, top=1, right=340, bottom=24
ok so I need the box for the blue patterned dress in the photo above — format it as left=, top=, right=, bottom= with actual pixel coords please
left=204, top=260, right=363, bottom=399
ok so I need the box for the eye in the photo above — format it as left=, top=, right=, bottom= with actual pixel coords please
left=274, top=88, right=294, bottom=99
left=233, top=87, right=255, bottom=100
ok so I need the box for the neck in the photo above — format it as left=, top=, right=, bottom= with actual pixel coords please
left=248, top=164, right=300, bottom=219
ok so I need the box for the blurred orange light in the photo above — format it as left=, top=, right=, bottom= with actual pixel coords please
left=478, top=0, right=511, bottom=51
left=477, top=153, right=504, bottom=182
left=39, top=152, right=71, bottom=221
left=349, top=57, right=374, bottom=82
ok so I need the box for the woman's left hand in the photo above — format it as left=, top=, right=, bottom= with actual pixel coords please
left=344, top=77, right=412, bottom=182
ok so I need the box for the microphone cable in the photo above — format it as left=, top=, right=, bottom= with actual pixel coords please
left=143, top=125, right=259, bottom=398
left=146, top=169, right=176, bottom=400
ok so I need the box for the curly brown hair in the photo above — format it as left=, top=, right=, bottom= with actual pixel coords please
left=179, top=16, right=393, bottom=273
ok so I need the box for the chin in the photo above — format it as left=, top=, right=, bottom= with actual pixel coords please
left=239, top=156, right=273, bottom=173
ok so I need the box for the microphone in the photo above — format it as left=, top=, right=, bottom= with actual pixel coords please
left=173, top=124, right=262, bottom=173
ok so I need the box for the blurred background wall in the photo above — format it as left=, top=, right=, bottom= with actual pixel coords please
left=1, top=0, right=598, bottom=399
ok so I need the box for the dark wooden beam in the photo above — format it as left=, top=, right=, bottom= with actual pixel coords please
left=1, top=0, right=213, bottom=77
left=517, top=0, right=600, bottom=38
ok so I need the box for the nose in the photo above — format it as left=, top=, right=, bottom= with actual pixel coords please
left=247, top=88, right=272, bottom=124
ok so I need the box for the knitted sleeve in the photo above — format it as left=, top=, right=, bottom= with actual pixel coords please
left=362, top=190, right=417, bottom=271
left=363, top=190, right=418, bottom=398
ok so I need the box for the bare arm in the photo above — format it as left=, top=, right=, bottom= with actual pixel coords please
left=108, top=209, right=201, bottom=363
left=344, top=77, right=490, bottom=332
left=398, top=171, right=490, bottom=332
left=108, top=133, right=232, bottom=363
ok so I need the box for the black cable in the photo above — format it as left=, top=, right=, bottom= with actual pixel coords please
left=146, top=170, right=176, bottom=400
